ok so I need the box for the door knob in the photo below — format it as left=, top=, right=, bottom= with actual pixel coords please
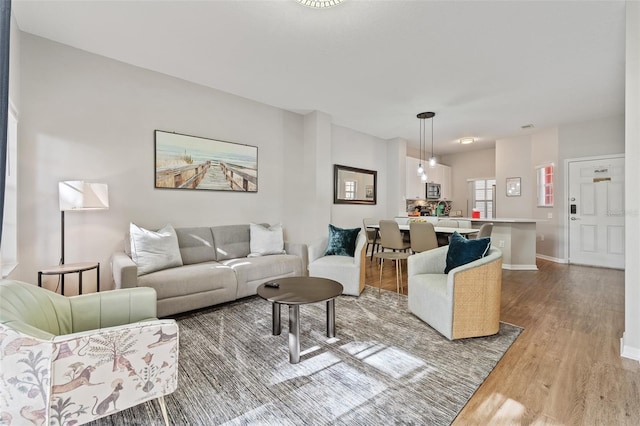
left=570, top=217, right=580, bottom=221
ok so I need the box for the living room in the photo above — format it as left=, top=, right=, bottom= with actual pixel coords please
left=2, top=0, right=640, bottom=424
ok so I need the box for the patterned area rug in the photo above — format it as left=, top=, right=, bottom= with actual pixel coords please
left=90, top=286, right=522, bottom=425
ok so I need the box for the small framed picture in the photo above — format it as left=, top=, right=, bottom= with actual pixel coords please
left=365, top=185, right=374, bottom=199
left=506, top=177, right=521, bottom=197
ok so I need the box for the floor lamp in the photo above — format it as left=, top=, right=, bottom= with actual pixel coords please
left=58, top=181, right=109, bottom=265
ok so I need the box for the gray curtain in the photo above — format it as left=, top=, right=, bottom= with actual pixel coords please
left=0, top=0, right=10, bottom=245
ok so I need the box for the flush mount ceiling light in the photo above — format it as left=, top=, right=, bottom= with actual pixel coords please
left=460, top=137, right=475, bottom=145
left=296, top=0, right=344, bottom=8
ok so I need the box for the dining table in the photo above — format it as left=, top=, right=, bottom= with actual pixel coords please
left=366, top=223, right=479, bottom=261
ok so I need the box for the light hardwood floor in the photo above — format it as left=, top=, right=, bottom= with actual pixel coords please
left=364, top=254, right=640, bottom=425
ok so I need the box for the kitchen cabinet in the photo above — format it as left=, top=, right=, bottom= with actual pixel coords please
left=406, top=157, right=451, bottom=200
left=406, top=157, right=425, bottom=199
left=435, top=163, right=452, bottom=200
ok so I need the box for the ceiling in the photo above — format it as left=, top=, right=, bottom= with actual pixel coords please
left=11, top=0, right=626, bottom=156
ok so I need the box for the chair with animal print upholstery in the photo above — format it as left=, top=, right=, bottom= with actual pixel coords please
left=0, top=280, right=178, bottom=425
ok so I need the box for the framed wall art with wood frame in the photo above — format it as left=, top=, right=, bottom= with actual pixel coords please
left=155, top=130, right=258, bottom=192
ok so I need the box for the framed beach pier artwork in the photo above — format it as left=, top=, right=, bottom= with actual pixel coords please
left=155, top=130, right=258, bottom=192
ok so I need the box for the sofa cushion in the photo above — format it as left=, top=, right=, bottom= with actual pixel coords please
left=175, top=227, right=216, bottom=265
left=211, top=224, right=252, bottom=261
left=137, top=261, right=237, bottom=301
left=249, top=223, right=286, bottom=256
left=221, top=254, right=303, bottom=299
left=444, top=232, right=491, bottom=274
left=325, top=224, right=361, bottom=257
left=130, top=223, right=183, bottom=276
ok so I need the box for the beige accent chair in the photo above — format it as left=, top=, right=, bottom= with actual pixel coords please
left=0, top=280, right=178, bottom=425
left=407, top=246, right=503, bottom=340
left=308, top=232, right=367, bottom=296
left=374, top=220, right=411, bottom=293
left=409, top=221, right=438, bottom=253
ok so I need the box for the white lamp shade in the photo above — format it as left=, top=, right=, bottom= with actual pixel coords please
left=59, top=181, right=109, bottom=211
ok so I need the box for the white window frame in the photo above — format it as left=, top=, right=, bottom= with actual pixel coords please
left=536, top=163, right=554, bottom=207
left=468, top=178, right=496, bottom=219
left=344, top=180, right=356, bottom=200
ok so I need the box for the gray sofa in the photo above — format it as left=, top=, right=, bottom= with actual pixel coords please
left=111, top=224, right=307, bottom=317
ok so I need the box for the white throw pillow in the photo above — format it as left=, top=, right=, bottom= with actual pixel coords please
left=249, top=223, right=286, bottom=257
left=129, top=223, right=183, bottom=276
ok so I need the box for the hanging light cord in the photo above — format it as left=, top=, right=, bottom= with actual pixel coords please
left=417, top=116, right=424, bottom=174
left=419, top=118, right=422, bottom=166
left=430, top=115, right=436, bottom=167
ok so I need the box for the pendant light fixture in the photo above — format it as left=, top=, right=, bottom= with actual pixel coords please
left=429, top=112, right=437, bottom=168
left=417, top=112, right=435, bottom=181
left=416, top=117, right=424, bottom=176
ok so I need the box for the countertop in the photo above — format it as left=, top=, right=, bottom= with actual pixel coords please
left=456, top=217, right=543, bottom=223
left=397, top=215, right=542, bottom=223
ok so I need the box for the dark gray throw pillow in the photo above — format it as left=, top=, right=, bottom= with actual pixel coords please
left=325, top=224, right=361, bottom=257
left=444, top=231, right=491, bottom=274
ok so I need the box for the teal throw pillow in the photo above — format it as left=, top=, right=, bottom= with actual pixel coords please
left=444, top=231, right=491, bottom=274
left=325, top=224, right=361, bottom=257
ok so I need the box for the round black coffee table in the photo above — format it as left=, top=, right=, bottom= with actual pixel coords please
left=257, top=277, right=343, bottom=364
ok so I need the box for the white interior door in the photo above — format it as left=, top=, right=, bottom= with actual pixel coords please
left=568, top=156, right=624, bottom=269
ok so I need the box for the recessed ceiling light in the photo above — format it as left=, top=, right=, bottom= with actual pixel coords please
left=296, top=0, right=344, bottom=8
left=521, top=124, right=535, bottom=129
left=459, top=137, right=474, bottom=145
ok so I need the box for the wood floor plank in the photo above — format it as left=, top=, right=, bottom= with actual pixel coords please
left=362, top=251, right=639, bottom=425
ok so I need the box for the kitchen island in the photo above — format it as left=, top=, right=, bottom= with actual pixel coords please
left=467, top=218, right=539, bottom=270
left=395, top=215, right=539, bottom=270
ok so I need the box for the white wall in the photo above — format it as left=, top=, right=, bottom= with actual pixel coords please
left=386, top=137, right=407, bottom=218
left=440, top=148, right=495, bottom=217
left=300, top=111, right=333, bottom=243
left=16, top=34, right=305, bottom=290
left=491, top=116, right=624, bottom=261
left=9, top=13, right=19, bottom=109
left=559, top=114, right=625, bottom=160
left=14, top=34, right=395, bottom=291
left=331, top=124, right=388, bottom=229
left=623, top=0, right=640, bottom=361
left=555, top=115, right=625, bottom=260
left=495, top=136, right=533, bottom=218
left=531, top=127, right=560, bottom=260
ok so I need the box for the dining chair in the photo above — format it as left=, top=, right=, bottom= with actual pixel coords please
left=456, top=220, right=472, bottom=229
left=436, top=219, right=459, bottom=228
left=409, top=221, right=438, bottom=253
left=363, top=218, right=381, bottom=259
left=476, top=223, right=494, bottom=239
left=436, top=219, right=458, bottom=246
left=374, top=220, right=411, bottom=294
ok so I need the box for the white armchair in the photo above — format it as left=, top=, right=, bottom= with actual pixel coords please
left=308, top=232, right=366, bottom=296
left=0, top=280, right=178, bottom=425
left=407, top=246, right=503, bottom=340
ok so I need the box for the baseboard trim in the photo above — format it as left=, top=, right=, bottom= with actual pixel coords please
left=536, top=254, right=568, bottom=264
left=502, top=263, right=538, bottom=271
left=621, top=333, right=640, bottom=362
